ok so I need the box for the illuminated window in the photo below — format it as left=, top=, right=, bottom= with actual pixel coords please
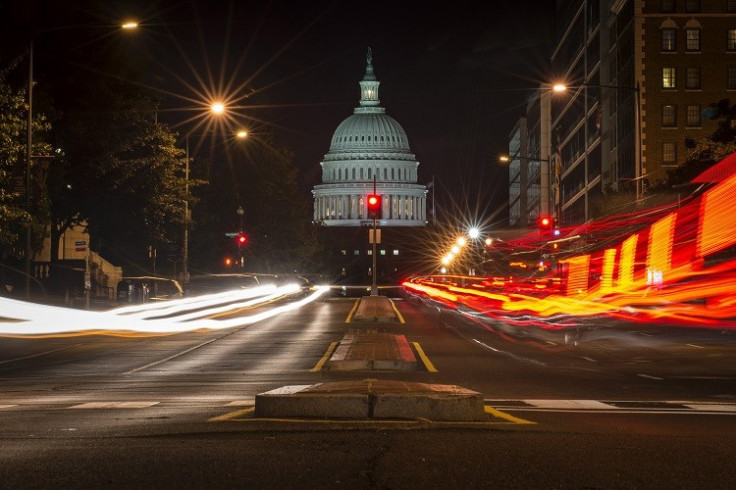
left=340, top=250, right=347, bottom=256
left=728, top=68, right=736, bottom=89
left=662, top=67, right=676, bottom=89
left=354, top=250, right=360, bottom=255
left=686, top=29, right=700, bottom=51
left=686, top=67, right=700, bottom=89
left=662, top=104, right=677, bottom=127
left=392, top=250, right=399, bottom=255
left=686, top=105, right=701, bottom=127
left=367, top=249, right=373, bottom=256
left=661, top=29, right=676, bottom=51
left=729, top=30, right=736, bottom=51
left=380, top=250, right=386, bottom=256
left=663, top=143, right=676, bottom=164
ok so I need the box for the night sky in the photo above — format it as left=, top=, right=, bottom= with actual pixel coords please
left=5, top=0, right=556, bottom=226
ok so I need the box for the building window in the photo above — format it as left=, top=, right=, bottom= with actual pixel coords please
left=686, top=105, right=701, bottom=127
left=685, top=0, right=700, bottom=12
left=663, top=143, right=677, bottom=164
left=729, top=68, right=736, bottom=89
left=661, top=29, right=676, bottom=51
left=686, top=67, right=701, bottom=89
left=661, top=0, right=675, bottom=12
left=662, top=67, right=677, bottom=88
left=354, top=250, right=360, bottom=255
left=729, top=30, right=736, bottom=51
left=686, top=29, right=700, bottom=51
left=729, top=0, right=736, bottom=13
left=662, top=104, right=677, bottom=127
left=380, top=250, right=386, bottom=256
left=392, top=250, right=399, bottom=256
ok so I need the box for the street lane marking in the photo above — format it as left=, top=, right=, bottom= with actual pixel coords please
left=683, top=403, right=736, bottom=412
left=123, top=337, right=223, bottom=374
left=345, top=300, right=360, bottom=323
left=225, top=399, right=255, bottom=407
left=0, top=344, right=83, bottom=365
left=0, top=405, right=18, bottom=409
left=208, top=407, right=255, bottom=422
left=484, top=406, right=536, bottom=425
left=69, top=401, right=159, bottom=409
left=637, top=373, right=664, bottom=380
left=412, top=342, right=438, bottom=372
left=311, top=341, right=339, bottom=372
left=686, top=343, right=705, bottom=349
left=524, top=400, right=616, bottom=410
left=389, top=299, right=405, bottom=323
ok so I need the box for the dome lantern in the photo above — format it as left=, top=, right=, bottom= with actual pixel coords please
left=358, top=47, right=380, bottom=108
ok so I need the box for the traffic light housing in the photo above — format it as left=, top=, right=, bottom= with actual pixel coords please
left=237, top=233, right=247, bottom=246
left=366, top=194, right=382, bottom=219
left=538, top=215, right=553, bottom=230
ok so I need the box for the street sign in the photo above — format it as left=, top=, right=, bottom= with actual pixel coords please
left=225, top=232, right=239, bottom=237
left=75, top=240, right=87, bottom=252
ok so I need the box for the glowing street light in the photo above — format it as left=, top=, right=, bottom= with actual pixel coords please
left=211, top=102, right=225, bottom=114
left=236, top=130, right=248, bottom=139
left=468, top=227, right=480, bottom=239
left=457, top=237, right=466, bottom=247
left=121, top=21, right=139, bottom=30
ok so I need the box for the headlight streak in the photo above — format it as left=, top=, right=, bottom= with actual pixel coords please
left=0, top=284, right=330, bottom=337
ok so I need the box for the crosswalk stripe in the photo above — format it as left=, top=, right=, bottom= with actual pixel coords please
left=69, top=401, right=159, bottom=409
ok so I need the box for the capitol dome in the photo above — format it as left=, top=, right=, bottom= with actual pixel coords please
left=312, top=49, right=427, bottom=227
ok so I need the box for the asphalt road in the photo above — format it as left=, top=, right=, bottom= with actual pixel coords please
left=1, top=289, right=735, bottom=488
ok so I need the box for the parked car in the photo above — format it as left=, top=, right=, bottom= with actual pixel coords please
left=117, top=276, right=184, bottom=302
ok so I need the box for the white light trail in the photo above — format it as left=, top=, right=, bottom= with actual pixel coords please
left=0, top=284, right=330, bottom=336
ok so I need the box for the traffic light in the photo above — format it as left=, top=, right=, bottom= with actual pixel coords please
left=366, top=194, right=382, bottom=219
left=538, top=215, right=553, bottom=230
left=236, top=233, right=247, bottom=246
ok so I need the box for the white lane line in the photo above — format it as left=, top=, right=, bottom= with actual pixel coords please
left=0, top=344, right=83, bottom=365
left=0, top=405, right=18, bottom=409
left=69, top=401, right=159, bottom=409
left=637, top=373, right=664, bottom=380
left=225, top=399, right=256, bottom=407
left=686, top=343, right=705, bottom=349
left=683, top=403, right=736, bottom=412
left=523, top=400, right=618, bottom=410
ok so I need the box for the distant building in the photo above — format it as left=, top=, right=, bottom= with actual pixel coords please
left=508, top=0, right=736, bottom=227
left=312, top=49, right=429, bottom=283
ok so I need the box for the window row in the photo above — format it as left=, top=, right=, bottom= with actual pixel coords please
left=662, top=29, right=736, bottom=52
left=660, top=104, right=703, bottom=127
left=660, top=0, right=728, bottom=13
left=660, top=67, right=736, bottom=89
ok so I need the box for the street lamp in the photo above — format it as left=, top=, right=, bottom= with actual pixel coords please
left=554, top=82, right=643, bottom=201
left=24, top=21, right=137, bottom=298
left=182, top=123, right=247, bottom=282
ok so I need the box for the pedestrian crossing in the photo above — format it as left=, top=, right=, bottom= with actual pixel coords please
left=486, top=399, right=736, bottom=413
left=0, top=398, right=734, bottom=414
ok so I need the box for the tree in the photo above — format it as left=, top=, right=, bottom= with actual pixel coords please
left=0, top=61, right=51, bottom=263
left=671, top=99, right=736, bottom=186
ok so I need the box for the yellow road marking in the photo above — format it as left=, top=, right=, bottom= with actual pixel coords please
left=412, top=342, right=438, bottom=372
left=345, top=299, right=360, bottom=323
left=389, top=299, right=405, bottom=323
left=208, top=407, right=255, bottom=422
left=311, top=341, right=339, bottom=372
left=484, top=406, right=536, bottom=425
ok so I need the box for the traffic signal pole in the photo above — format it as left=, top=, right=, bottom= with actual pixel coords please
left=371, top=177, right=377, bottom=296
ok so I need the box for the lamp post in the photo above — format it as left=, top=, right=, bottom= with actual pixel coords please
left=554, top=82, right=643, bottom=201
left=182, top=123, right=247, bottom=282
left=24, top=22, right=137, bottom=299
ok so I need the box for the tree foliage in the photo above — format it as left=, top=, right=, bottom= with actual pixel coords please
left=0, top=62, right=51, bottom=260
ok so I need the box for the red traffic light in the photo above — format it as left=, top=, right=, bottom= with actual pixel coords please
left=237, top=234, right=247, bottom=245
left=366, top=194, right=382, bottom=219
left=538, top=215, right=552, bottom=230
